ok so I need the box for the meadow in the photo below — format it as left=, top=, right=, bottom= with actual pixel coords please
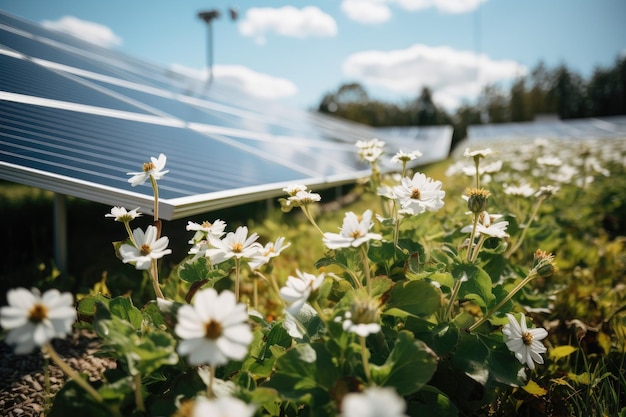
left=1, top=136, right=626, bottom=417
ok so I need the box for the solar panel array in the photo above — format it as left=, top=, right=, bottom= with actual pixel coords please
left=1, top=11, right=450, bottom=219
left=467, top=116, right=626, bottom=144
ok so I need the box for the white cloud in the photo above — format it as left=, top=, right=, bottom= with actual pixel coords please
left=41, top=16, right=122, bottom=48
left=341, top=0, right=487, bottom=23
left=393, top=0, right=488, bottom=13
left=171, top=64, right=298, bottom=100
left=343, top=44, right=526, bottom=110
left=238, top=6, right=337, bottom=44
left=341, top=0, right=391, bottom=24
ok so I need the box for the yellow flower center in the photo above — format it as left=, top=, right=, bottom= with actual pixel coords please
left=350, top=230, right=364, bottom=239
left=522, top=332, right=533, bottom=346
left=410, top=188, right=421, bottom=200
left=142, top=162, right=156, bottom=172
left=201, top=221, right=212, bottom=228
left=28, top=303, right=48, bottom=323
left=140, top=244, right=152, bottom=256
left=204, top=320, right=223, bottom=339
left=232, top=243, right=243, bottom=253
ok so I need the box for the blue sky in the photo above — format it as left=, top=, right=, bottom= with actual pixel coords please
left=1, top=0, right=625, bottom=111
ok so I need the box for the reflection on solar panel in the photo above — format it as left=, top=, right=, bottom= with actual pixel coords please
left=467, top=116, right=626, bottom=144
left=1, top=10, right=453, bottom=224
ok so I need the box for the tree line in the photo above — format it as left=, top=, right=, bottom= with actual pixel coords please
left=316, top=55, right=626, bottom=146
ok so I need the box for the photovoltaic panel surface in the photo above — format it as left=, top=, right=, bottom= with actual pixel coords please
left=2, top=10, right=414, bottom=219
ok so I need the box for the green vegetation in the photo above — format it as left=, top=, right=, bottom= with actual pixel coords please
left=1, top=136, right=626, bottom=416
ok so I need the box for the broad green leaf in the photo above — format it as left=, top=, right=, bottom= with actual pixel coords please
left=179, top=257, right=231, bottom=284
left=77, top=294, right=110, bottom=316
left=108, top=296, right=143, bottom=329
left=456, top=262, right=495, bottom=310
left=384, top=280, right=441, bottom=317
left=411, top=384, right=459, bottom=417
left=451, top=331, right=490, bottom=385
left=370, top=331, right=438, bottom=396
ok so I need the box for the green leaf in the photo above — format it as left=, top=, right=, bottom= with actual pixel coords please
left=384, top=280, right=441, bottom=317
left=108, top=296, right=143, bottom=329
left=451, top=331, right=490, bottom=385
left=262, top=342, right=337, bottom=406
left=370, top=331, right=438, bottom=396
left=179, top=257, right=231, bottom=284
left=411, top=385, right=459, bottom=417
left=77, top=294, right=110, bottom=317
left=456, top=263, right=495, bottom=310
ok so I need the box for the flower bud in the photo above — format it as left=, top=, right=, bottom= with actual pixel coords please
left=466, top=188, right=491, bottom=214
left=533, top=249, right=557, bottom=278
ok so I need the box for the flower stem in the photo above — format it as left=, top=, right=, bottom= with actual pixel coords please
left=468, top=270, right=538, bottom=332
left=301, top=207, right=324, bottom=236
left=311, top=299, right=328, bottom=322
left=360, top=245, right=372, bottom=295
left=150, top=175, right=159, bottom=223
left=445, top=277, right=463, bottom=321
left=359, top=335, right=372, bottom=384
left=505, top=197, right=544, bottom=259
left=43, top=343, right=104, bottom=403
left=255, top=271, right=285, bottom=307
left=134, top=373, right=145, bottom=412
left=470, top=235, right=487, bottom=264
left=253, top=277, right=259, bottom=311
left=123, top=221, right=137, bottom=246
left=234, top=257, right=241, bottom=301
left=150, top=259, right=165, bottom=299
left=206, top=365, right=215, bottom=398
left=466, top=213, right=479, bottom=262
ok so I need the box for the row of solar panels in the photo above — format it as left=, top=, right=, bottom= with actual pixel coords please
left=0, top=10, right=452, bottom=219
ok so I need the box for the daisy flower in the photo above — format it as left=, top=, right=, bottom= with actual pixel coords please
left=127, top=153, right=169, bottom=187
left=502, top=313, right=548, bottom=370
left=340, top=298, right=381, bottom=337
left=192, top=396, right=256, bottom=417
left=105, top=206, right=141, bottom=222
left=119, top=225, right=172, bottom=270
left=461, top=212, right=509, bottom=239
left=390, top=149, right=422, bottom=165
left=392, top=172, right=445, bottom=215
left=175, top=288, right=253, bottom=366
left=248, top=237, right=291, bottom=270
left=341, top=387, right=408, bottom=417
left=323, top=210, right=382, bottom=250
left=205, top=226, right=261, bottom=265
left=186, top=219, right=227, bottom=244
left=279, top=270, right=325, bottom=315
left=0, top=288, right=76, bottom=354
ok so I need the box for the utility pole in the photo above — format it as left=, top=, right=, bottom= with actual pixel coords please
left=197, top=8, right=238, bottom=86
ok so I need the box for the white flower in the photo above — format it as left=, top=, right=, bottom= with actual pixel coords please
left=192, top=396, right=256, bottom=417
left=341, top=387, right=408, bottom=417
left=323, top=210, right=382, bottom=249
left=186, top=219, right=227, bottom=244
left=248, top=237, right=291, bottom=270
left=127, top=153, right=169, bottom=187
left=464, top=147, right=494, bottom=159
left=0, top=288, right=76, bottom=354
left=119, top=225, right=172, bottom=270
left=356, top=138, right=385, bottom=163
left=340, top=298, right=381, bottom=337
left=392, top=172, right=445, bottom=215
left=504, top=182, right=535, bottom=197
left=105, top=206, right=141, bottom=222
left=535, top=185, right=559, bottom=199
left=176, top=288, right=253, bottom=366
left=537, top=156, right=563, bottom=167
left=290, top=190, right=321, bottom=205
left=282, top=184, right=308, bottom=196
left=391, top=149, right=422, bottom=165
left=279, top=270, right=325, bottom=315
left=502, top=313, right=548, bottom=370
left=461, top=212, right=509, bottom=239
left=205, top=226, right=261, bottom=265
